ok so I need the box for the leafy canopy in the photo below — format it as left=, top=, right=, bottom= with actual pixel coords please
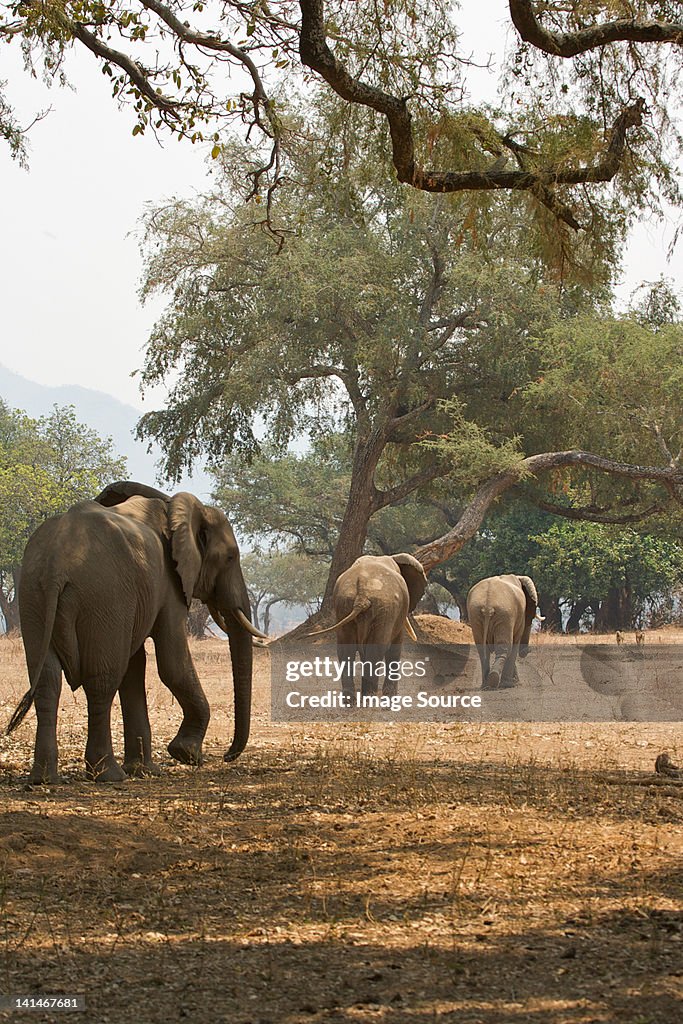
left=0, top=401, right=127, bottom=626
left=3, top=1, right=682, bottom=237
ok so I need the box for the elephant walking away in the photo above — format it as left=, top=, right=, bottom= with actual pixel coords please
left=7, top=481, right=266, bottom=783
left=466, top=574, right=543, bottom=690
left=311, top=554, right=428, bottom=700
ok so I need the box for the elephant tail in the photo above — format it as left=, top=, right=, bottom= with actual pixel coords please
left=481, top=605, right=493, bottom=650
left=308, top=597, right=372, bottom=637
left=6, top=584, right=60, bottom=735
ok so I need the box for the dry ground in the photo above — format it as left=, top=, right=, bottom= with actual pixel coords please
left=0, top=626, right=681, bottom=1024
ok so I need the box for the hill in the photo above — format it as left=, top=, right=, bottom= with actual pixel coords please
left=0, top=364, right=212, bottom=497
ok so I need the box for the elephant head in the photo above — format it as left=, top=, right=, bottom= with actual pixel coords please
left=96, top=481, right=264, bottom=761
left=517, top=575, right=539, bottom=654
left=391, top=553, right=429, bottom=612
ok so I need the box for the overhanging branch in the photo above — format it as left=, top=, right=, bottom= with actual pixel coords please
left=509, top=0, right=683, bottom=58
left=298, top=0, right=645, bottom=229
left=413, top=449, right=683, bottom=570
left=532, top=498, right=663, bottom=525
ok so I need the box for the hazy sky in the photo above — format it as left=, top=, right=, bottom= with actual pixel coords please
left=0, top=1, right=680, bottom=411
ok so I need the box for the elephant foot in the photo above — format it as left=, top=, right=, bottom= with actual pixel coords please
left=499, top=679, right=517, bottom=690
left=123, top=760, right=162, bottom=778
left=28, top=765, right=59, bottom=785
left=86, top=760, right=127, bottom=784
left=168, top=735, right=203, bottom=766
left=483, top=669, right=501, bottom=690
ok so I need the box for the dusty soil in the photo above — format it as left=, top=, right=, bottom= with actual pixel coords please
left=412, top=614, right=473, bottom=645
left=0, top=631, right=681, bottom=1023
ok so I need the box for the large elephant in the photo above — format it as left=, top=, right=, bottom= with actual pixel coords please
left=466, top=574, right=542, bottom=690
left=312, top=554, right=428, bottom=699
left=7, top=481, right=265, bottom=783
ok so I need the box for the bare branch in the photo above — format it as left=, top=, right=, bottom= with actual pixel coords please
left=414, top=449, right=683, bottom=570
left=298, top=0, right=645, bottom=229
left=532, top=498, right=664, bottom=525
left=509, top=0, right=683, bottom=59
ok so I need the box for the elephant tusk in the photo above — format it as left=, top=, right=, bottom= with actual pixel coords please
left=535, top=614, right=546, bottom=621
left=404, top=617, right=418, bottom=642
left=211, top=607, right=230, bottom=634
left=232, top=608, right=269, bottom=640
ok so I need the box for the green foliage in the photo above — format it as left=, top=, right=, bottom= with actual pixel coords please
left=211, top=435, right=351, bottom=557
left=420, top=399, right=527, bottom=490
left=524, top=317, right=682, bottom=458
left=529, top=521, right=683, bottom=625
left=0, top=401, right=126, bottom=629
left=241, top=549, right=328, bottom=630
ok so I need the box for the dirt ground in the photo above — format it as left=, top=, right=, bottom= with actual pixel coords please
left=0, top=626, right=681, bottom=1024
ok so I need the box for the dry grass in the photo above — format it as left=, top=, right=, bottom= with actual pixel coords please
left=0, top=635, right=681, bottom=1023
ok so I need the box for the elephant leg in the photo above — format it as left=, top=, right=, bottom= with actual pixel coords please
left=360, top=645, right=379, bottom=697
left=153, top=624, right=210, bottom=766
left=84, top=687, right=126, bottom=783
left=119, top=646, right=160, bottom=777
left=28, top=651, right=62, bottom=784
left=500, top=645, right=520, bottom=689
left=485, top=641, right=510, bottom=690
left=336, top=641, right=356, bottom=707
left=476, top=642, right=490, bottom=690
left=381, top=642, right=402, bottom=697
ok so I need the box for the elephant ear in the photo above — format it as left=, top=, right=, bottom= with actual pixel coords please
left=392, top=553, right=428, bottom=612
left=169, top=493, right=207, bottom=607
left=95, top=480, right=170, bottom=507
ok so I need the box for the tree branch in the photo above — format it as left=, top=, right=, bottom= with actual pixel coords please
left=532, top=498, right=663, bottom=525
left=298, top=0, right=645, bottom=229
left=413, top=449, right=683, bottom=570
left=372, top=464, right=443, bottom=513
left=509, top=0, right=683, bottom=59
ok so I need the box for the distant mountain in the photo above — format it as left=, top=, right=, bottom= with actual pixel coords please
left=0, top=364, right=213, bottom=498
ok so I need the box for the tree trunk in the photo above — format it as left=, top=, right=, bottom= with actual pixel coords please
left=594, top=585, right=633, bottom=631
left=566, top=598, right=591, bottom=633
left=319, top=433, right=386, bottom=613
left=263, top=598, right=283, bottom=635
left=0, top=565, right=21, bottom=633
left=541, top=594, right=562, bottom=632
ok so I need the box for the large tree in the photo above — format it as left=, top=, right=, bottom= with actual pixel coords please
left=136, top=113, right=682, bottom=610
left=137, top=111, right=601, bottom=605
left=3, top=1, right=682, bottom=236
left=413, top=290, right=683, bottom=569
left=0, top=401, right=127, bottom=631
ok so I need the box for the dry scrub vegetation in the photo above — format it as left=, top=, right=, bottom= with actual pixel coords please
left=0, top=630, right=681, bottom=1023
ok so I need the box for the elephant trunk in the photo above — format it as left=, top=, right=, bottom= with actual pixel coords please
left=210, top=574, right=255, bottom=762
left=223, top=620, right=253, bottom=762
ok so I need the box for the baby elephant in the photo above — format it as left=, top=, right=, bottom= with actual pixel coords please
left=312, top=554, right=428, bottom=700
left=467, top=574, right=542, bottom=690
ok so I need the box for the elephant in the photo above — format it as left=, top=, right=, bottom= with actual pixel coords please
left=466, top=574, right=542, bottom=690
left=311, top=554, right=428, bottom=700
left=7, top=481, right=266, bottom=783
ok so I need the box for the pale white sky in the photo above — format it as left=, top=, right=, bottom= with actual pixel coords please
left=0, top=1, right=679, bottom=410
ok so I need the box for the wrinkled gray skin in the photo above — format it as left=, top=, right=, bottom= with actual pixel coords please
left=315, top=554, right=428, bottom=699
left=466, top=575, right=540, bottom=690
left=8, top=481, right=258, bottom=783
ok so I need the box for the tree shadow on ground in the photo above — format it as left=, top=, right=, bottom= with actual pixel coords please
left=0, top=747, right=681, bottom=1023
